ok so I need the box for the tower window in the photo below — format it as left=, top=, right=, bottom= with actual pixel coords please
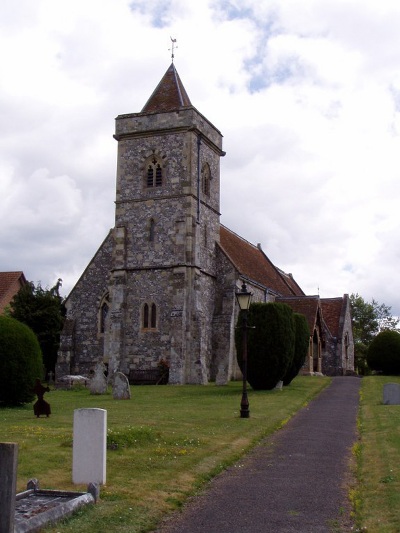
left=202, top=163, right=211, bottom=196
left=149, top=218, right=155, bottom=242
left=143, top=302, right=158, bottom=330
left=146, top=156, right=163, bottom=188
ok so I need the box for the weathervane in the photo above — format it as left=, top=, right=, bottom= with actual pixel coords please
left=169, top=37, right=177, bottom=62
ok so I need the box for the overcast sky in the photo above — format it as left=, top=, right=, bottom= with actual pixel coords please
left=1, top=0, right=400, bottom=314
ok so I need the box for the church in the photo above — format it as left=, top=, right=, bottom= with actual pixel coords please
left=56, top=62, right=354, bottom=385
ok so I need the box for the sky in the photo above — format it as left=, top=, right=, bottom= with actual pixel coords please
left=1, top=0, right=400, bottom=314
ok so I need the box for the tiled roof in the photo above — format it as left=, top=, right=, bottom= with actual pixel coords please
left=0, top=271, right=27, bottom=312
left=219, top=225, right=304, bottom=297
left=141, top=63, right=192, bottom=113
left=320, top=297, right=344, bottom=337
left=276, top=295, right=320, bottom=334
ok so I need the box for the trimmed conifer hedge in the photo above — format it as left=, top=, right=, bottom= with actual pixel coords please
left=0, top=315, right=43, bottom=405
left=282, top=313, right=310, bottom=386
left=367, top=330, right=400, bottom=375
left=236, top=302, right=295, bottom=390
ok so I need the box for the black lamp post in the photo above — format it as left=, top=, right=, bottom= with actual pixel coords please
left=236, top=281, right=253, bottom=419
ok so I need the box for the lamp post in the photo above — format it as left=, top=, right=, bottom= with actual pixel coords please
left=236, top=281, right=253, bottom=419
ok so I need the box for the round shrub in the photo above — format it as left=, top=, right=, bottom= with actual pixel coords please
left=367, top=330, right=400, bottom=375
left=236, top=302, right=295, bottom=390
left=0, top=315, right=43, bottom=405
left=283, top=313, right=310, bottom=386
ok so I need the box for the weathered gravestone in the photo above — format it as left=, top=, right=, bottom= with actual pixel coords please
left=383, top=382, right=400, bottom=405
left=73, top=408, right=107, bottom=485
left=0, top=442, right=18, bottom=533
left=89, top=363, right=107, bottom=395
left=112, top=372, right=131, bottom=400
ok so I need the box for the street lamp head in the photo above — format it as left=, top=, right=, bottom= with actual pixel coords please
left=236, top=281, right=253, bottom=311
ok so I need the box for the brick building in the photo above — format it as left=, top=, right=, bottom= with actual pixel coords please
left=57, top=63, right=354, bottom=384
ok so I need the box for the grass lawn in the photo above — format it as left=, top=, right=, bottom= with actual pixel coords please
left=357, top=376, right=400, bottom=532
left=1, top=376, right=328, bottom=532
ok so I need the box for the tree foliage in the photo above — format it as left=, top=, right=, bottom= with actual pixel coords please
left=282, top=313, right=310, bottom=386
left=0, top=315, right=43, bottom=405
left=350, top=293, right=399, bottom=374
left=367, top=330, right=400, bottom=375
left=236, top=302, right=295, bottom=390
left=9, top=279, right=65, bottom=375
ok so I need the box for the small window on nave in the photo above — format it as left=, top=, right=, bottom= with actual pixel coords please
left=99, top=293, right=110, bottom=334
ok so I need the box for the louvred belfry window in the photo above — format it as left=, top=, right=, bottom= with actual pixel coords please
left=146, top=156, right=163, bottom=188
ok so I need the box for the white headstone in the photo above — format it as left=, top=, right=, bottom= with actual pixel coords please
left=383, top=383, right=400, bottom=405
left=73, top=408, right=107, bottom=485
left=112, top=372, right=131, bottom=400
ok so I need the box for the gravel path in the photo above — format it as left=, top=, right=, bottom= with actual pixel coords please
left=154, top=376, right=361, bottom=533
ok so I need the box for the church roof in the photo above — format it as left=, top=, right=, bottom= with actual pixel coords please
left=276, top=295, right=321, bottom=336
left=141, top=63, right=192, bottom=113
left=219, top=226, right=304, bottom=297
left=320, top=297, right=345, bottom=338
left=0, top=271, right=27, bottom=313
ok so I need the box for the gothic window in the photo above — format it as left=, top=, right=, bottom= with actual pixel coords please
left=99, top=293, right=110, bottom=334
left=143, top=302, right=157, bottom=330
left=202, top=163, right=211, bottom=196
left=146, top=156, right=163, bottom=188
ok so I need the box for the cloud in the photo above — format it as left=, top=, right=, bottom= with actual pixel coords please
left=1, top=0, right=400, bottom=317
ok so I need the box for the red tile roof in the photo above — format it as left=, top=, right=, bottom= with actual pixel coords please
left=0, top=271, right=27, bottom=313
left=141, top=63, right=192, bottom=113
left=320, top=297, right=344, bottom=337
left=219, top=226, right=304, bottom=297
left=276, top=295, right=321, bottom=334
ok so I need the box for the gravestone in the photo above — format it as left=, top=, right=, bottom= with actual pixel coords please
left=0, top=442, right=18, bottom=533
left=112, top=372, right=131, bottom=400
left=275, top=380, right=283, bottom=391
left=383, top=383, right=400, bottom=405
left=89, top=363, right=107, bottom=395
left=73, top=409, right=107, bottom=485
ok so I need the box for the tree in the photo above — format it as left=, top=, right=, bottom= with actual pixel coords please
left=367, top=330, right=400, bottom=375
left=9, top=279, right=65, bottom=375
left=236, top=302, right=295, bottom=390
left=282, top=313, right=310, bottom=386
left=0, top=315, right=43, bottom=405
left=350, top=293, right=400, bottom=374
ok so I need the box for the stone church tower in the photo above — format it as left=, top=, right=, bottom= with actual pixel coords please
left=56, top=62, right=354, bottom=384
left=105, top=63, right=225, bottom=384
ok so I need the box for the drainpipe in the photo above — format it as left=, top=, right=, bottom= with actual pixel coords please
left=197, top=134, right=202, bottom=224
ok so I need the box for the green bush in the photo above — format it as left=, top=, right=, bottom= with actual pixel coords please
left=283, top=313, right=310, bottom=386
left=367, top=330, right=400, bottom=374
left=0, top=315, right=43, bottom=405
left=236, top=302, right=295, bottom=390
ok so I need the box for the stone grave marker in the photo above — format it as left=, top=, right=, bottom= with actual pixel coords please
left=0, top=442, right=18, bottom=533
left=383, top=382, right=400, bottom=405
left=89, top=362, right=107, bottom=395
left=73, top=408, right=107, bottom=485
left=112, top=372, right=131, bottom=400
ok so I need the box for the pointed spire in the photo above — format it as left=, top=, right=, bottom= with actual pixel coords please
left=141, top=63, right=192, bottom=114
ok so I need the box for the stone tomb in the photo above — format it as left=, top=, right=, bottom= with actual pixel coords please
left=14, top=479, right=97, bottom=533
left=383, top=382, right=400, bottom=405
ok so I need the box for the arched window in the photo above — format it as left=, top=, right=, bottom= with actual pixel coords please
left=202, top=163, right=211, bottom=196
left=146, top=156, right=163, bottom=188
left=143, top=302, right=157, bottom=330
left=99, top=293, right=110, bottom=334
